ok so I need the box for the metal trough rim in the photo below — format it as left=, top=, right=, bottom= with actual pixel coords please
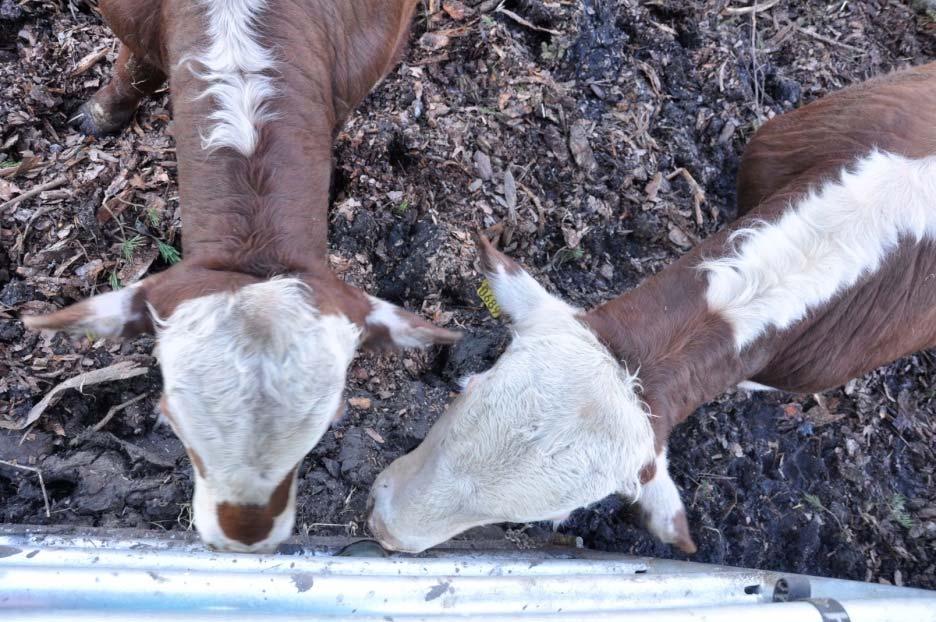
left=1, top=525, right=934, bottom=621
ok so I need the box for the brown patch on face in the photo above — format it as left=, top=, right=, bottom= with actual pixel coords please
left=268, top=467, right=294, bottom=518
left=216, top=467, right=296, bottom=546
left=638, top=460, right=657, bottom=486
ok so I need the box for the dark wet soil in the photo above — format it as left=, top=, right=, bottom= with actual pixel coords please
left=2, top=0, right=934, bottom=589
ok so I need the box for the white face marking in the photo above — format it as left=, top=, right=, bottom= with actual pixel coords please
left=185, top=0, right=278, bottom=156
left=156, top=278, right=360, bottom=550
left=368, top=265, right=656, bottom=553
left=636, top=451, right=687, bottom=546
left=702, top=151, right=936, bottom=349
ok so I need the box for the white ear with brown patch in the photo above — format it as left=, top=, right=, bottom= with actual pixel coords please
left=474, top=231, right=573, bottom=323
left=22, top=282, right=151, bottom=339
left=363, top=296, right=460, bottom=349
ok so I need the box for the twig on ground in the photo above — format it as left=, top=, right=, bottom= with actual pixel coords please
left=518, top=181, right=546, bottom=235
left=0, top=176, right=68, bottom=212
left=723, top=0, right=780, bottom=15
left=495, top=2, right=561, bottom=35
left=750, top=8, right=764, bottom=122
left=0, top=459, right=51, bottom=517
left=667, top=168, right=707, bottom=226
left=798, top=26, right=866, bottom=53
left=91, top=392, right=148, bottom=433
left=11, top=203, right=60, bottom=260
left=1, top=361, right=149, bottom=431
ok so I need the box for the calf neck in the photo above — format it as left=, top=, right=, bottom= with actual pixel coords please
left=368, top=62, right=936, bottom=553
left=24, top=0, right=458, bottom=552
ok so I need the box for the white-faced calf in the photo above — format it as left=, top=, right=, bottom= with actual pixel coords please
left=23, top=0, right=457, bottom=552
left=367, top=62, right=936, bottom=553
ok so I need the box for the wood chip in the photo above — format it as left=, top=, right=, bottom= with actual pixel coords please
left=1, top=361, right=149, bottom=431
left=568, top=120, right=597, bottom=173
left=442, top=0, right=469, bottom=20
left=70, top=46, right=109, bottom=77
left=348, top=396, right=372, bottom=410
left=364, top=427, right=385, bottom=444
left=474, top=150, right=493, bottom=180
left=419, top=32, right=451, bottom=51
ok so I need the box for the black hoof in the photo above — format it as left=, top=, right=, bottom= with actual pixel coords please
left=69, top=101, right=132, bottom=137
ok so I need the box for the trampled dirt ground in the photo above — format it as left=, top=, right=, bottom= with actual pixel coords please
left=1, top=0, right=935, bottom=588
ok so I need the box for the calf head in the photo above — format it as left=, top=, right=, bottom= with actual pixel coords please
left=23, top=262, right=457, bottom=552
left=367, top=236, right=656, bottom=553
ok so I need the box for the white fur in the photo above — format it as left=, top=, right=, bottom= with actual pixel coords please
left=702, top=151, right=936, bottom=349
left=82, top=282, right=143, bottom=337
left=737, top=380, right=777, bottom=392
left=187, top=0, right=278, bottom=156
left=156, top=279, right=360, bottom=548
left=369, top=266, right=656, bottom=553
left=637, top=451, right=686, bottom=545
left=365, top=296, right=442, bottom=348
left=489, top=264, right=572, bottom=321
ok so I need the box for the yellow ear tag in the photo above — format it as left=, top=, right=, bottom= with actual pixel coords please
left=477, top=280, right=502, bottom=319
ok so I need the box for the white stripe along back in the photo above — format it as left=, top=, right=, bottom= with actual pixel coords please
left=193, top=0, right=278, bottom=156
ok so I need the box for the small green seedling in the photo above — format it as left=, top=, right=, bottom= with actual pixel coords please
left=158, top=241, right=182, bottom=264
left=121, top=235, right=144, bottom=260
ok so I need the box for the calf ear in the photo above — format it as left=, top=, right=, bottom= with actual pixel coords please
left=363, top=296, right=460, bottom=349
left=473, top=231, right=566, bottom=322
left=22, top=280, right=156, bottom=339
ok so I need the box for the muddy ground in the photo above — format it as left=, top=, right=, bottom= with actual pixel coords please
left=2, top=0, right=935, bottom=589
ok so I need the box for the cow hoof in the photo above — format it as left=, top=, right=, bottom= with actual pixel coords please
left=69, top=101, right=132, bottom=137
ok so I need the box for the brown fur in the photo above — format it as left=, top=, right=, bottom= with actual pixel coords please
left=41, top=0, right=424, bottom=335
left=584, top=62, right=936, bottom=445
left=475, top=230, right=524, bottom=276
left=216, top=467, right=296, bottom=546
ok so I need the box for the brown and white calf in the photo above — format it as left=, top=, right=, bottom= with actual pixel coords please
left=367, top=62, right=936, bottom=553
left=23, top=0, right=458, bottom=552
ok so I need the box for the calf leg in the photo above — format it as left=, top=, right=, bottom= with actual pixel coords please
left=635, top=450, right=697, bottom=554
left=71, top=44, right=165, bottom=136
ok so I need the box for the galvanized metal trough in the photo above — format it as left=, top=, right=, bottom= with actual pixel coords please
left=1, top=525, right=934, bottom=621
